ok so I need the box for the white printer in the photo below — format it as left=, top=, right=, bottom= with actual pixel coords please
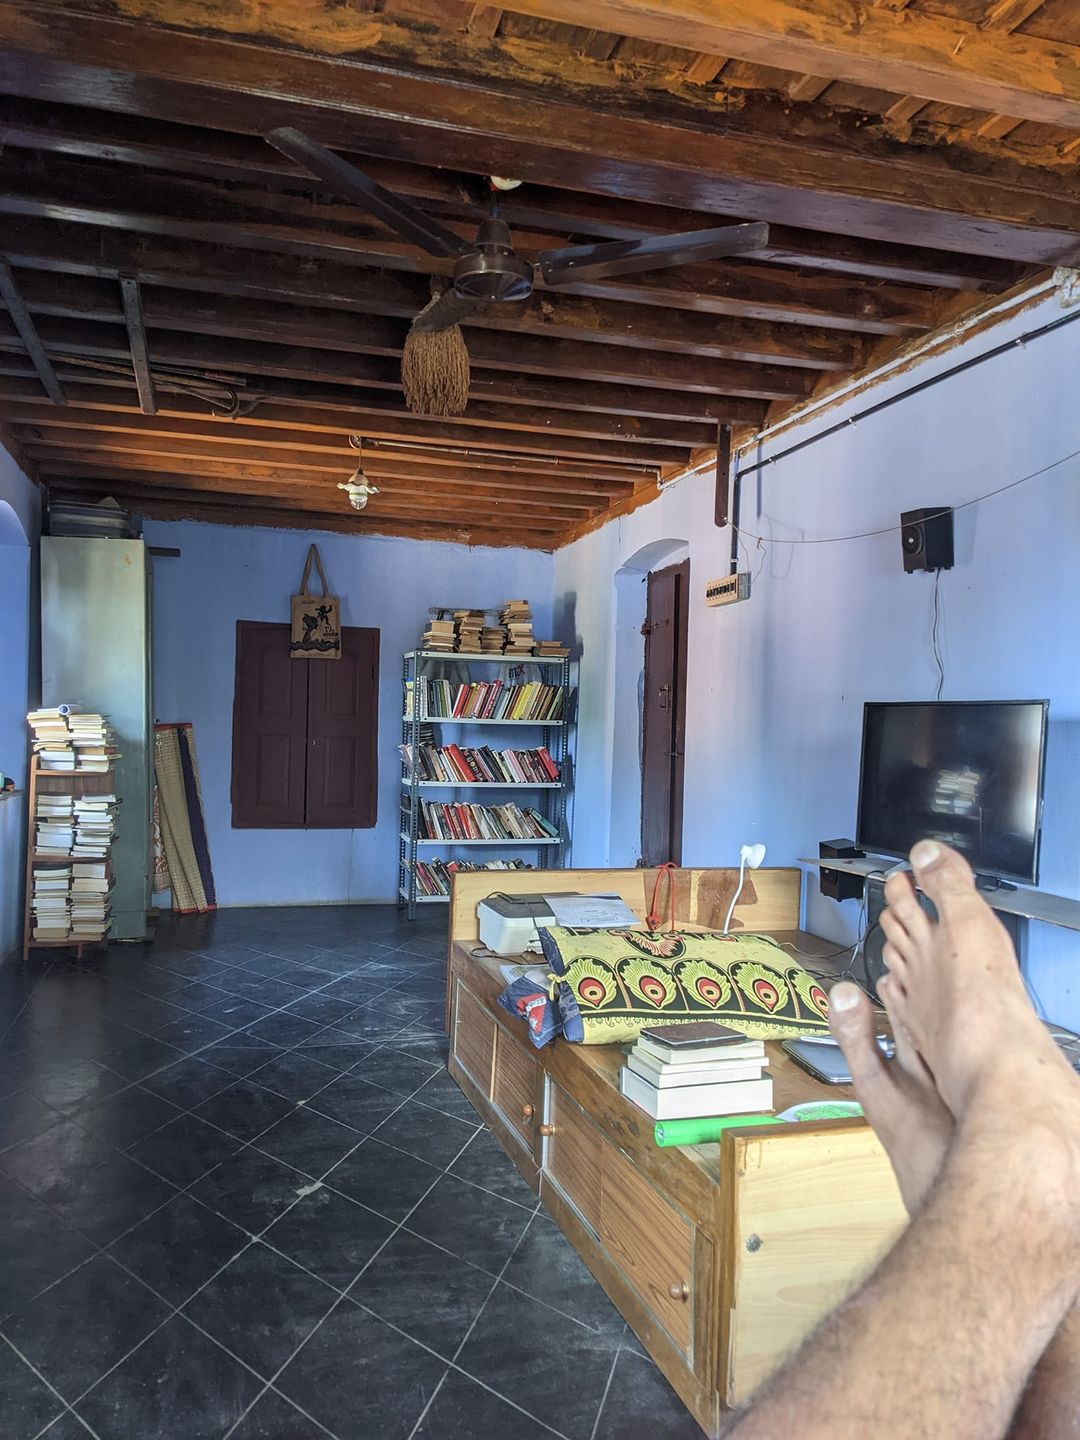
left=477, top=893, right=578, bottom=956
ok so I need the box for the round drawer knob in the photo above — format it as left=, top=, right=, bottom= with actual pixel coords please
left=538, top=1123, right=557, bottom=1137
left=669, top=1282, right=690, bottom=1302
left=521, top=1104, right=534, bottom=1121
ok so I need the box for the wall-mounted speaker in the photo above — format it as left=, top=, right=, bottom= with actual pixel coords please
left=901, top=507, right=954, bottom=573
left=819, top=838, right=865, bottom=902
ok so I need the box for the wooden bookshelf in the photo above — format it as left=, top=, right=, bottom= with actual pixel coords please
left=22, top=754, right=115, bottom=962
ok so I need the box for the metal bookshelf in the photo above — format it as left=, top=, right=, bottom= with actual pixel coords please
left=398, top=649, right=573, bottom=918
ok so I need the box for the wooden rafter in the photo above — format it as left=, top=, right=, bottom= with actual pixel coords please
left=118, top=275, right=155, bottom=415
left=0, top=257, right=64, bottom=404
left=501, top=0, right=1080, bottom=128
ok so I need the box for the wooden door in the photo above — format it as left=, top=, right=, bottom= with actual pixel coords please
left=641, top=560, right=689, bottom=866
left=231, top=621, right=308, bottom=827
left=305, top=627, right=379, bottom=829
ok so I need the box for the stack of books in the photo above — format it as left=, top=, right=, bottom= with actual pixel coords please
left=619, top=1022, right=772, bottom=1121
left=501, top=600, right=535, bottom=654
left=409, top=857, right=533, bottom=898
left=70, top=859, right=113, bottom=940
left=534, top=640, right=570, bottom=659
left=421, top=617, right=456, bottom=652
left=27, top=707, right=119, bottom=772
left=30, top=864, right=72, bottom=940
left=416, top=679, right=565, bottom=722
left=34, top=793, right=74, bottom=855
left=73, top=795, right=119, bottom=858
left=481, top=625, right=505, bottom=653
left=453, top=610, right=485, bottom=653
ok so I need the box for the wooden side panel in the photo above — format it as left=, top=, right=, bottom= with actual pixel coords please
left=544, top=1085, right=603, bottom=1233
left=492, top=1027, right=540, bottom=1153
left=725, top=1125, right=906, bottom=1405
left=452, top=980, right=496, bottom=1098
left=601, top=1153, right=694, bottom=1356
left=448, top=866, right=800, bottom=946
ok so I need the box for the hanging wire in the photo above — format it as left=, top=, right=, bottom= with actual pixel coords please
left=732, top=444, right=1080, bottom=549
left=931, top=568, right=945, bottom=701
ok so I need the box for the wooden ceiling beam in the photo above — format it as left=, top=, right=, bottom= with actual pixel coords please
left=0, top=257, right=64, bottom=404
left=0, top=108, right=1019, bottom=294
left=0, top=213, right=936, bottom=342
left=504, top=0, right=1080, bottom=128
left=44, top=481, right=556, bottom=549
left=0, top=311, right=811, bottom=406
left=6, top=259, right=861, bottom=374
left=19, top=435, right=613, bottom=511
left=0, top=360, right=771, bottom=426
left=1, top=9, right=1078, bottom=262
left=35, top=461, right=574, bottom=532
left=9, top=412, right=637, bottom=492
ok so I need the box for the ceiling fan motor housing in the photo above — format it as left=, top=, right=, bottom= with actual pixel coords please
left=453, top=217, right=534, bottom=302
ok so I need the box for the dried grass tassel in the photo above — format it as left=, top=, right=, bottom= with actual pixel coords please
left=401, top=292, right=471, bottom=417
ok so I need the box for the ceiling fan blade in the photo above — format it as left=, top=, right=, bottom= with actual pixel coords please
left=265, top=127, right=474, bottom=260
left=409, top=289, right=488, bottom=335
left=538, top=221, right=770, bottom=287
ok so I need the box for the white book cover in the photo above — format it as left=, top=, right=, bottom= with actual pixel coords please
left=619, top=1067, right=774, bottom=1121
left=625, top=1051, right=766, bottom=1090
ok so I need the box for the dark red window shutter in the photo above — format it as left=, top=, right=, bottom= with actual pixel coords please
left=232, top=622, right=308, bottom=828
left=304, top=627, right=379, bottom=829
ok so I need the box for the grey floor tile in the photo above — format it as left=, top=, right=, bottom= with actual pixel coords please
left=348, top=1228, right=493, bottom=1359
left=592, top=1349, right=705, bottom=1439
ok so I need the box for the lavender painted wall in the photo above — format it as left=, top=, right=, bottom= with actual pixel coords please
left=555, top=293, right=1080, bottom=1029
left=0, top=446, right=39, bottom=960
left=145, top=519, right=553, bottom=907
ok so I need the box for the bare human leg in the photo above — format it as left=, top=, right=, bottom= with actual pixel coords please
left=876, top=843, right=1080, bottom=1438
left=722, top=841, right=1080, bottom=1440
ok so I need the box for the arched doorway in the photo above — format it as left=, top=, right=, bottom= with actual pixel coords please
left=610, top=539, right=689, bottom=866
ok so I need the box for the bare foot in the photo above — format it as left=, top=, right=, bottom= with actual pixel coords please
left=829, top=979, right=952, bottom=1214
left=879, top=840, right=1080, bottom=1122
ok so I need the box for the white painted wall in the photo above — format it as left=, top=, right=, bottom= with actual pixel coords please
left=555, top=292, right=1080, bottom=1030
left=146, top=519, right=554, bottom=907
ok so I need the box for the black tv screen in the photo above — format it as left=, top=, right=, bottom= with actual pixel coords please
left=856, top=701, right=1048, bottom=885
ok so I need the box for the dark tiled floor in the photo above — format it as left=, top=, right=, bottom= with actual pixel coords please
left=0, top=905, right=703, bottom=1440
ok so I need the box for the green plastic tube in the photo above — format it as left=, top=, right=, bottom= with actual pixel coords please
left=654, top=1114, right=782, bottom=1147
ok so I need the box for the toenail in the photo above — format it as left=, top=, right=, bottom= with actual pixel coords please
left=910, top=840, right=942, bottom=869
left=829, top=983, right=861, bottom=1012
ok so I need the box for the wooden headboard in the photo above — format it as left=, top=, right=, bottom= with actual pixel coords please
left=448, top=865, right=801, bottom=947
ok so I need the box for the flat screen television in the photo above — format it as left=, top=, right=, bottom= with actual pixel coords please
left=856, top=700, right=1049, bottom=886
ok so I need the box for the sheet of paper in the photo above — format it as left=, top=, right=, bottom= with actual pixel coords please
left=542, top=893, right=639, bottom=928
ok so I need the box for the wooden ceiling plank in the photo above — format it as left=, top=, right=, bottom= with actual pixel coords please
left=0, top=211, right=937, bottom=336
left=0, top=311, right=812, bottom=404
left=1, top=9, right=1078, bottom=262
left=976, top=115, right=1025, bottom=139
left=884, top=96, right=929, bottom=125
left=983, top=0, right=1047, bottom=31
left=0, top=256, right=64, bottom=404
left=0, top=107, right=1025, bottom=293
left=683, top=53, right=727, bottom=83
left=9, top=258, right=863, bottom=373
left=118, top=275, right=155, bottom=415
left=499, top=0, right=1080, bottom=128
left=465, top=6, right=503, bottom=39
left=44, top=483, right=558, bottom=549
left=787, top=75, right=832, bottom=102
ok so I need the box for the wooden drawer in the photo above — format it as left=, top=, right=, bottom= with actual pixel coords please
left=452, top=981, right=496, bottom=1097
left=601, top=1150, right=694, bottom=1356
left=545, top=1086, right=603, bottom=1234
left=492, top=1028, right=539, bottom=1153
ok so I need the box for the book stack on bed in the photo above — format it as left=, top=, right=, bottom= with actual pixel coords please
left=619, top=1021, right=772, bottom=1120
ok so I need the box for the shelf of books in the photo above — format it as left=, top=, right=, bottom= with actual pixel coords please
left=23, top=707, right=121, bottom=961
left=398, top=607, right=573, bottom=919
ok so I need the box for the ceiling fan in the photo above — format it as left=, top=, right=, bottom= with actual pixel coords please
left=267, top=127, right=769, bottom=331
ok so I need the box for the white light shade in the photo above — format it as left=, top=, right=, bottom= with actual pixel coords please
left=741, top=842, right=767, bottom=869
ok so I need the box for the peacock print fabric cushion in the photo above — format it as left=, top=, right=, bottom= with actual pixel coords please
left=538, top=927, right=831, bottom=1045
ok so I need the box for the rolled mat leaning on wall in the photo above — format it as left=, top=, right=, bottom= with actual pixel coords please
left=154, top=721, right=216, bottom=914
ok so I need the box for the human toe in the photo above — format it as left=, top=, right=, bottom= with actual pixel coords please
left=830, top=982, right=888, bottom=1088
left=909, top=839, right=978, bottom=909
